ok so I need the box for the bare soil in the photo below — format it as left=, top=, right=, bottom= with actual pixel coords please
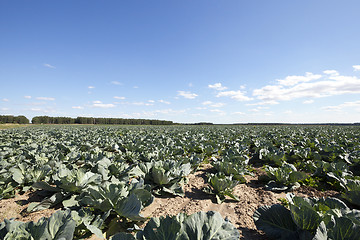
left=0, top=164, right=340, bottom=239
left=140, top=165, right=285, bottom=240
left=0, top=190, right=56, bottom=223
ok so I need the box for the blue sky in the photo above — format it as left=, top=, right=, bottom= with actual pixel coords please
left=1, top=0, right=360, bottom=123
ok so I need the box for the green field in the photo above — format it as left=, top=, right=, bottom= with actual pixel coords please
left=0, top=123, right=28, bottom=130
left=1, top=125, right=360, bottom=239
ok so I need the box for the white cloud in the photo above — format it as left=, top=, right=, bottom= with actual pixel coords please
left=323, top=100, right=360, bottom=112
left=303, top=100, right=314, bottom=104
left=210, top=109, right=226, bottom=115
left=177, top=91, right=198, bottom=99
left=201, top=101, right=225, bottom=107
left=248, top=106, right=269, bottom=113
left=323, top=70, right=339, bottom=76
left=232, top=112, right=245, bottom=115
left=276, top=72, right=322, bottom=86
left=322, top=106, right=341, bottom=112
left=208, top=83, right=227, bottom=91
left=43, top=63, right=56, bottom=69
left=36, top=97, right=55, bottom=101
left=0, top=107, right=9, bottom=111
left=111, top=81, right=122, bottom=85
left=72, top=106, right=84, bottom=109
left=211, top=103, right=225, bottom=108
left=2, top=98, right=9, bottom=102
left=24, top=96, right=32, bottom=99
left=158, top=100, right=171, bottom=104
left=155, top=109, right=186, bottom=115
left=148, top=100, right=155, bottom=103
left=115, top=101, right=154, bottom=106
left=264, top=112, right=274, bottom=116
left=29, top=107, right=56, bottom=113
left=353, top=65, right=360, bottom=71
left=253, top=70, right=360, bottom=102
left=26, top=102, right=45, bottom=106
left=122, top=109, right=187, bottom=119
left=122, top=109, right=186, bottom=119
left=88, top=86, right=95, bottom=89
left=217, top=90, right=252, bottom=101
left=246, top=100, right=279, bottom=106
left=92, top=103, right=116, bottom=108
left=91, top=101, right=115, bottom=108
left=133, top=102, right=153, bottom=106
left=114, top=96, right=126, bottom=100
left=342, top=100, right=360, bottom=107
left=133, top=86, right=139, bottom=89
left=202, top=101, right=212, bottom=105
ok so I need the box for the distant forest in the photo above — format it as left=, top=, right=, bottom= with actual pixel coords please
left=0, top=115, right=29, bottom=124
left=0, top=115, right=174, bottom=125
left=1, top=115, right=359, bottom=126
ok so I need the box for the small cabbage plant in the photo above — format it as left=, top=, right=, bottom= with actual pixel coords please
left=264, top=163, right=307, bottom=192
left=203, top=173, right=240, bottom=204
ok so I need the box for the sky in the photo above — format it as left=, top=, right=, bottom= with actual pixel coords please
left=1, top=0, right=360, bottom=124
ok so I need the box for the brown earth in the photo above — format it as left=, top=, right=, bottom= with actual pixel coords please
left=140, top=165, right=285, bottom=240
left=0, top=164, right=340, bottom=239
left=0, top=190, right=56, bottom=223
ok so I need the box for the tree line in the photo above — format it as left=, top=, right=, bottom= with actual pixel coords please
left=0, top=115, right=30, bottom=124
left=31, top=116, right=174, bottom=125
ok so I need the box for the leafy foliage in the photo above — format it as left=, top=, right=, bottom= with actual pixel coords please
left=81, top=181, right=153, bottom=221
left=212, top=157, right=251, bottom=183
left=138, top=160, right=192, bottom=196
left=204, top=173, right=239, bottom=204
left=253, top=194, right=360, bottom=240
left=0, top=210, right=75, bottom=240
left=2, top=125, right=360, bottom=237
left=342, top=179, right=360, bottom=207
left=110, top=211, right=240, bottom=240
left=264, top=163, right=308, bottom=192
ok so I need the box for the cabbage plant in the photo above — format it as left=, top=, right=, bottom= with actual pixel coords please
left=212, top=159, right=251, bottom=183
left=27, top=165, right=102, bottom=212
left=313, top=160, right=354, bottom=189
left=0, top=210, right=75, bottom=240
left=138, top=160, right=192, bottom=196
left=264, top=163, right=307, bottom=192
left=253, top=194, right=360, bottom=240
left=81, top=180, right=153, bottom=221
left=110, top=211, right=240, bottom=240
left=204, top=173, right=239, bottom=204
left=342, top=179, right=360, bottom=207
left=0, top=183, right=14, bottom=200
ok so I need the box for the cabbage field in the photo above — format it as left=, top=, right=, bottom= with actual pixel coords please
left=1, top=125, right=360, bottom=239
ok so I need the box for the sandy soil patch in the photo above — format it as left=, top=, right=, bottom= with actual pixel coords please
left=0, top=190, right=56, bottom=223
